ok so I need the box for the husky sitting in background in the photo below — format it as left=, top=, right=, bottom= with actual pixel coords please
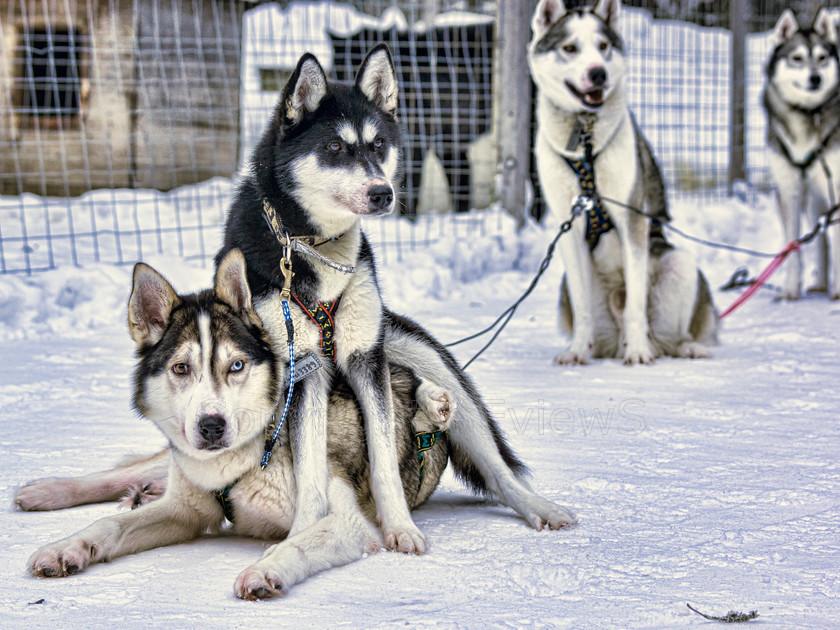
left=765, top=9, right=840, bottom=300
left=528, top=0, right=717, bottom=364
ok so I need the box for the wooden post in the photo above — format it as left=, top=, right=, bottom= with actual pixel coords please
left=728, top=0, right=748, bottom=194
left=497, top=0, right=533, bottom=227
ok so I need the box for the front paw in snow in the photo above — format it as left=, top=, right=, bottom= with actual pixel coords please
left=29, top=537, right=95, bottom=577
left=381, top=521, right=428, bottom=555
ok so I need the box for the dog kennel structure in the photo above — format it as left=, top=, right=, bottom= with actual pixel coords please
left=0, top=0, right=249, bottom=196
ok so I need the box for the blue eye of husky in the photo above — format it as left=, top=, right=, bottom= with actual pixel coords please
left=230, top=359, right=244, bottom=373
left=328, top=141, right=342, bottom=152
left=373, top=137, right=384, bottom=149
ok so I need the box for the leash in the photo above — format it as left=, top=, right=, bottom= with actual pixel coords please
left=444, top=211, right=578, bottom=370
left=258, top=197, right=359, bottom=469
left=600, top=192, right=839, bottom=317
left=260, top=256, right=297, bottom=470
left=447, top=122, right=840, bottom=366
left=718, top=240, right=801, bottom=318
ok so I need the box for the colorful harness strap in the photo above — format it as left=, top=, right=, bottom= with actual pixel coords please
left=564, top=157, right=615, bottom=251
left=415, top=430, right=445, bottom=481
left=292, top=294, right=341, bottom=362
left=213, top=484, right=236, bottom=523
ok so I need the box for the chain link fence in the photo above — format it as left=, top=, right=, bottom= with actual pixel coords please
left=0, top=0, right=833, bottom=273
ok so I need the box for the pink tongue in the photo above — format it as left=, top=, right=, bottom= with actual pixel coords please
left=585, top=90, right=604, bottom=105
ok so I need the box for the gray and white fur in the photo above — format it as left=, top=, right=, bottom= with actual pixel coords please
left=529, top=0, right=717, bottom=364
left=764, top=8, right=840, bottom=300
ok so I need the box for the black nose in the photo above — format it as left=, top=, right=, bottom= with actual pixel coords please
left=588, top=66, right=607, bottom=87
left=198, top=415, right=226, bottom=442
left=367, top=184, right=394, bottom=213
left=808, top=74, right=821, bottom=89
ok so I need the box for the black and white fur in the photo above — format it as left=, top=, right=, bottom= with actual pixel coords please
left=529, top=0, right=717, bottom=364
left=17, top=252, right=575, bottom=598
left=217, top=45, right=575, bottom=554
left=217, top=45, right=428, bottom=553
left=765, top=9, right=840, bottom=300
left=17, top=252, right=454, bottom=597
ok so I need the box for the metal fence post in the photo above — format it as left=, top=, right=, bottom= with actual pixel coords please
left=729, top=0, right=748, bottom=193
left=497, top=0, right=533, bottom=228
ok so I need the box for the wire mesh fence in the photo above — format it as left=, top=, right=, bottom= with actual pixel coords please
left=0, top=0, right=835, bottom=274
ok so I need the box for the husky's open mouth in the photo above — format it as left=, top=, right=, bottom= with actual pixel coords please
left=565, top=81, right=606, bottom=109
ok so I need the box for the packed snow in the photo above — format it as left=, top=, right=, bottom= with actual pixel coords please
left=2, top=185, right=840, bottom=628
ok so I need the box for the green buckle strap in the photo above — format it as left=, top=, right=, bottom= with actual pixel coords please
left=415, top=430, right=445, bottom=482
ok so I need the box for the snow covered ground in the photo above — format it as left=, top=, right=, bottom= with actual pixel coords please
left=2, top=192, right=840, bottom=628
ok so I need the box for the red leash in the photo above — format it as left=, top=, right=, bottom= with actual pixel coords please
left=719, top=241, right=801, bottom=319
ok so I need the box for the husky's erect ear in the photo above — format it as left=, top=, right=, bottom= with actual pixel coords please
left=814, top=9, right=838, bottom=45
left=593, top=0, right=621, bottom=31
left=532, top=0, right=566, bottom=36
left=772, top=10, right=799, bottom=46
left=282, top=53, right=329, bottom=126
left=128, top=263, right=180, bottom=348
left=355, top=44, right=398, bottom=116
left=215, top=249, right=262, bottom=327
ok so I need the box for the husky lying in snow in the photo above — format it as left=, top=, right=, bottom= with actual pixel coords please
left=529, top=0, right=717, bottom=364
left=16, top=251, right=575, bottom=598
left=765, top=8, right=840, bottom=300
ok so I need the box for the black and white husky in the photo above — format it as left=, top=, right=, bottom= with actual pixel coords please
left=529, top=0, right=717, bottom=364
left=17, top=252, right=574, bottom=598
left=216, top=44, right=428, bottom=554
left=17, top=253, right=451, bottom=596
left=765, top=9, right=840, bottom=300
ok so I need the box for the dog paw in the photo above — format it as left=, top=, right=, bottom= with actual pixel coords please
left=234, top=565, right=286, bottom=601
left=553, top=350, right=590, bottom=366
left=416, top=382, right=455, bottom=430
left=14, top=478, right=74, bottom=511
left=623, top=343, right=655, bottom=365
left=119, top=480, right=166, bottom=510
left=382, top=522, right=428, bottom=555
left=29, top=539, right=94, bottom=578
left=807, top=283, right=828, bottom=295
left=677, top=341, right=708, bottom=359
left=522, top=497, right=577, bottom=531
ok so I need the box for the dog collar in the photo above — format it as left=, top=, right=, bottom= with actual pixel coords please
left=262, top=199, right=345, bottom=249
left=262, top=199, right=356, bottom=276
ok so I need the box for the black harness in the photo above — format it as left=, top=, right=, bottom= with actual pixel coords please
left=774, top=120, right=840, bottom=176
left=563, top=116, right=671, bottom=253
left=563, top=156, right=615, bottom=251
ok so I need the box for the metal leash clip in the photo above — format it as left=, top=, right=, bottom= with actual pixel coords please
left=571, top=194, right=595, bottom=217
